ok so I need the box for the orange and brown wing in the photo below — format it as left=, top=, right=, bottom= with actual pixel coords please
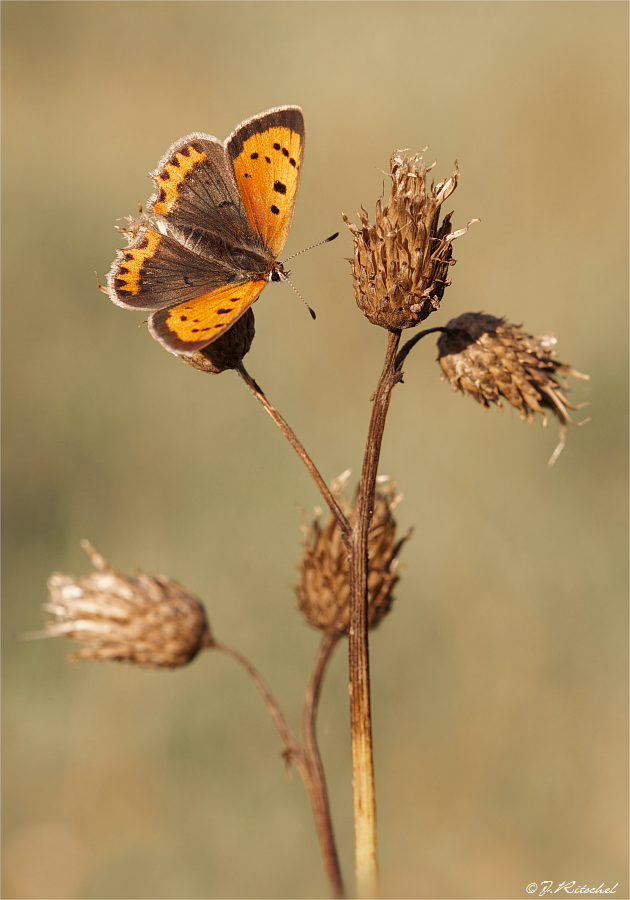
left=107, top=228, right=245, bottom=311
left=148, top=279, right=267, bottom=354
left=226, top=106, right=304, bottom=259
left=147, top=134, right=261, bottom=252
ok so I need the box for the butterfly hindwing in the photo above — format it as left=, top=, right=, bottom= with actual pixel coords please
left=148, top=279, right=267, bottom=354
left=227, top=107, right=305, bottom=258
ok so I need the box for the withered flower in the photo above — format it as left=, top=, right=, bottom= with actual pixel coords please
left=42, top=541, right=212, bottom=667
left=297, top=472, right=410, bottom=635
left=343, top=151, right=477, bottom=330
left=437, top=313, right=590, bottom=465
left=180, top=308, right=255, bottom=374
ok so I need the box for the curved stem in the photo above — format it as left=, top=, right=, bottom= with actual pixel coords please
left=237, top=363, right=352, bottom=549
left=212, top=637, right=345, bottom=898
left=349, top=328, right=402, bottom=898
left=212, top=640, right=301, bottom=758
left=395, top=325, right=452, bottom=370
left=301, top=633, right=345, bottom=898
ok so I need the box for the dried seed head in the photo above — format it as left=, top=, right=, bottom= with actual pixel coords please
left=296, top=472, right=410, bottom=635
left=181, top=308, right=255, bottom=374
left=343, top=151, right=478, bottom=330
left=437, top=313, right=590, bottom=465
left=42, top=541, right=212, bottom=667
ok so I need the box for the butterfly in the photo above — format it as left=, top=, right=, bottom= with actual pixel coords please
left=106, top=106, right=306, bottom=354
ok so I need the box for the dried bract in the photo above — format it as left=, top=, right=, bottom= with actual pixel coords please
left=297, top=473, right=410, bottom=635
left=343, top=151, right=477, bottom=330
left=437, top=313, right=590, bottom=465
left=43, top=542, right=212, bottom=667
left=181, top=308, right=255, bottom=374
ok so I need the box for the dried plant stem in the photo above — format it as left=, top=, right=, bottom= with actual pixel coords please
left=349, top=328, right=402, bottom=898
left=212, top=640, right=300, bottom=757
left=237, top=329, right=408, bottom=896
left=212, top=638, right=345, bottom=899
left=396, top=326, right=452, bottom=371
left=302, top=633, right=345, bottom=898
left=237, top=363, right=352, bottom=549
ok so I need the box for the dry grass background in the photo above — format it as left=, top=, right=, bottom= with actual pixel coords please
left=2, top=3, right=627, bottom=898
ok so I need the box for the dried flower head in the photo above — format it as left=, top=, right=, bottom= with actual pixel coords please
left=297, top=472, right=410, bottom=635
left=42, top=541, right=212, bottom=667
left=437, top=313, right=590, bottom=465
left=180, top=308, right=255, bottom=374
left=343, top=151, right=478, bottom=330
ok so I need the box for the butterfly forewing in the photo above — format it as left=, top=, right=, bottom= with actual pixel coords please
left=227, top=107, right=305, bottom=258
left=149, top=279, right=266, bottom=353
left=148, top=134, right=262, bottom=253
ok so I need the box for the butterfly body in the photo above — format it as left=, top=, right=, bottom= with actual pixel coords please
left=107, top=107, right=304, bottom=354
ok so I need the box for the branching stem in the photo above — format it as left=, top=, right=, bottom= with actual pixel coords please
left=235, top=323, right=435, bottom=897
left=211, top=637, right=345, bottom=898
left=395, top=325, right=452, bottom=371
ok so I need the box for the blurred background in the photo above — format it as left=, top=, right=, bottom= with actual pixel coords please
left=2, top=3, right=627, bottom=898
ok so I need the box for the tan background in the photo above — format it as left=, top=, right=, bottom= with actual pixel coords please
left=2, top=3, right=627, bottom=898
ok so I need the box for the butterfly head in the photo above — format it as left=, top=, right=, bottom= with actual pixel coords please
left=269, top=262, right=290, bottom=282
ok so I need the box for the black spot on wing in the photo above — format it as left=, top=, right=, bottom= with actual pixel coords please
left=274, top=181, right=287, bottom=194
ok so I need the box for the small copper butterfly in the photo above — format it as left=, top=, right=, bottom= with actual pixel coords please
left=106, top=106, right=305, bottom=354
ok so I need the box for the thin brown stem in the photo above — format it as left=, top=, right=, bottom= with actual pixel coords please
left=302, top=633, right=345, bottom=898
left=212, top=640, right=301, bottom=758
left=212, top=637, right=345, bottom=898
left=237, top=363, right=352, bottom=549
left=395, top=325, right=452, bottom=370
left=349, top=328, right=402, bottom=898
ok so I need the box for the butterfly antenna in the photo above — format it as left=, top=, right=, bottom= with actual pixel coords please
left=277, top=271, right=317, bottom=320
left=282, top=231, right=339, bottom=263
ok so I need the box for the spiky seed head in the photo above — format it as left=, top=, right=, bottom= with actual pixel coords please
left=343, top=151, right=478, bottom=330
left=181, top=308, right=255, bottom=374
left=296, top=472, right=410, bottom=635
left=437, top=313, right=590, bottom=465
left=43, top=542, right=212, bottom=667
